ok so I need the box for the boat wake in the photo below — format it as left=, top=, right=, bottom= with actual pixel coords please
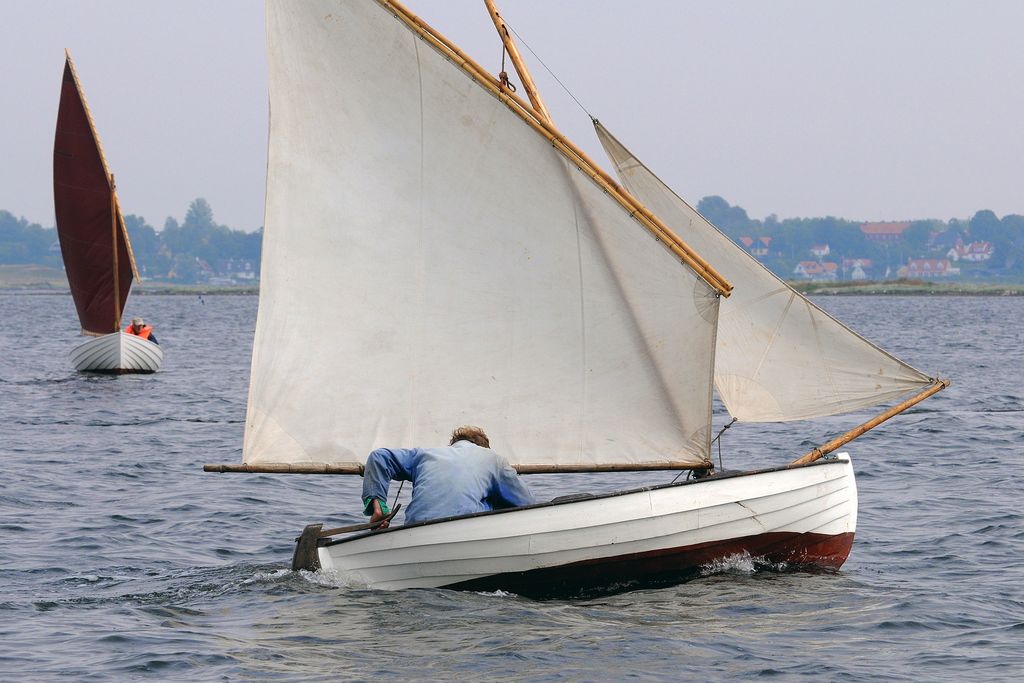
left=700, top=551, right=788, bottom=577
left=294, top=567, right=368, bottom=590
left=240, top=567, right=292, bottom=585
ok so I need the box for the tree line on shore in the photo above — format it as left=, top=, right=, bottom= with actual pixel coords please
left=0, top=198, right=261, bottom=283
left=697, top=197, right=1024, bottom=279
left=3, top=196, right=1024, bottom=283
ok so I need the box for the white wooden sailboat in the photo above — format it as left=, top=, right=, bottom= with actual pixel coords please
left=53, top=52, right=162, bottom=374
left=68, top=329, right=163, bottom=374
left=206, top=0, right=946, bottom=597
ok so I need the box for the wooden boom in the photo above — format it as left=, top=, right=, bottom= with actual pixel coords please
left=208, top=377, right=947, bottom=473
left=789, top=378, right=950, bottom=466
left=203, top=461, right=711, bottom=475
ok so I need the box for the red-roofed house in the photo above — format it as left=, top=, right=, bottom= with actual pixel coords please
left=810, top=244, right=830, bottom=258
left=752, top=236, right=771, bottom=257
left=860, top=221, right=911, bottom=243
left=794, top=261, right=822, bottom=278
left=947, top=240, right=994, bottom=262
left=905, top=259, right=960, bottom=278
left=738, top=236, right=772, bottom=258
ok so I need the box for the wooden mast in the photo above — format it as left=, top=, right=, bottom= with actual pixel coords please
left=483, top=0, right=552, bottom=124
left=110, top=173, right=121, bottom=329
left=113, top=192, right=141, bottom=284
left=789, top=379, right=950, bottom=466
left=375, top=0, right=732, bottom=297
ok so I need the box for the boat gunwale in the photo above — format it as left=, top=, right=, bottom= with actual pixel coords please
left=322, top=456, right=851, bottom=548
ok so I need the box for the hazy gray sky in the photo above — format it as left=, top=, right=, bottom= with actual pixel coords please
left=4, top=0, right=1022, bottom=233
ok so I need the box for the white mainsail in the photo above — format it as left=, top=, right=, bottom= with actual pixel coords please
left=595, top=122, right=934, bottom=423
left=243, top=0, right=722, bottom=468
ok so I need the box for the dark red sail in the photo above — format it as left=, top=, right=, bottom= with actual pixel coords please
left=53, top=53, right=135, bottom=335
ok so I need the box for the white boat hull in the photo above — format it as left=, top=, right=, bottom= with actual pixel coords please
left=70, top=332, right=163, bottom=374
left=305, top=455, right=857, bottom=597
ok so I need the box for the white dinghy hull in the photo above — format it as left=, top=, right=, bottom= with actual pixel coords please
left=305, top=456, right=857, bottom=597
left=70, top=332, right=163, bottom=374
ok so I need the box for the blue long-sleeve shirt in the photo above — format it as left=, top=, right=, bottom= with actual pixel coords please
left=362, top=440, right=535, bottom=525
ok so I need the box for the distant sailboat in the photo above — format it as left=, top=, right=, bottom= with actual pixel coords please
left=53, top=51, right=162, bottom=374
left=206, top=0, right=946, bottom=597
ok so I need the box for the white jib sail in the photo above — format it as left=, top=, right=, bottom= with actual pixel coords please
left=595, top=122, right=933, bottom=423
left=243, top=0, right=721, bottom=468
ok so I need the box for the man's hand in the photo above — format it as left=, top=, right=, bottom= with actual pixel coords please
left=369, top=499, right=390, bottom=529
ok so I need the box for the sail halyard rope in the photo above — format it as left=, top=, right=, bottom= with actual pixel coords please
left=502, top=22, right=595, bottom=122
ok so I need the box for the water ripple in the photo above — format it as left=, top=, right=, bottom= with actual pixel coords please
left=0, top=293, right=1021, bottom=680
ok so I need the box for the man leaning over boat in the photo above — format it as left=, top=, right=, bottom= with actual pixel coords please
left=124, top=316, right=158, bottom=345
left=362, top=426, right=535, bottom=528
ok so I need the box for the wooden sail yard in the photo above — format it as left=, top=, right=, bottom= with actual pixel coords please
left=205, top=0, right=946, bottom=477
left=377, top=0, right=733, bottom=297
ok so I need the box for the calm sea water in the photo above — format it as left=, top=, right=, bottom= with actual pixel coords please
left=1, top=292, right=1021, bottom=681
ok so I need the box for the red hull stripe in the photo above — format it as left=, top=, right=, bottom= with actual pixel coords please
left=445, top=531, right=855, bottom=598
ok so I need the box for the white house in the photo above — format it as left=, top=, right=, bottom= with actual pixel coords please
left=947, top=240, right=993, bottom=263
left=809, top=244, right=830, bottom=259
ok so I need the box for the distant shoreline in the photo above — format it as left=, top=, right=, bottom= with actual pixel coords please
left=5, top=283, right=1021, bottom=296
left=0, top=265, right=259, bottom=295
left=790, top=280, right=1024, bottom=296
left=1, top=265, right=1021, bottom=296
left=0, top=284, right=260, bottom=296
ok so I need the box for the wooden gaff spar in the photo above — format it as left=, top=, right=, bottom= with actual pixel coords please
left=205, top=0, right=947, bottom=597
left=53, top=51, right=162, bottom=374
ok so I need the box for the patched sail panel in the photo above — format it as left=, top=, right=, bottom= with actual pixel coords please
left=595, top=122, right=932, bottom=422
left=244, top=0, right=720, bottom=468
left=53, top=55, right=134, bottom=335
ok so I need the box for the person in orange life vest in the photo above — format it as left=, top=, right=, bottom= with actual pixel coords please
left=124, top=316, right=158, bottom=345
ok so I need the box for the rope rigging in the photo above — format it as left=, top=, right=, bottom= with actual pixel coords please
left=670, top=417, right=738, bottom=484
left=498, top=20, right=593, bottom=120
left=391, top=478, right=405, bottom=514
left=498, top=42, right=516, bottom=92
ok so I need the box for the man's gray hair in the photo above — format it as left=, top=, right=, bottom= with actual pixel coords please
left=450, top=425, right=489, bottom=448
